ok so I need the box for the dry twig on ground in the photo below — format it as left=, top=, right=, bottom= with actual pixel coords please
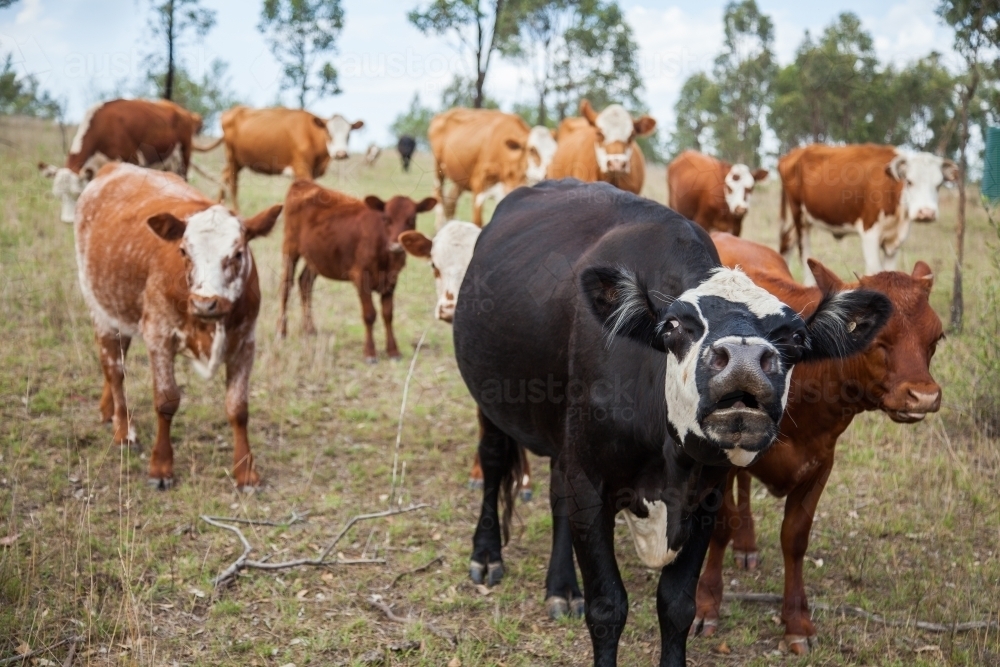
left=367, top=595, right=457, bottom=645
left=0, top=636, right=84, bottom=666
left=385, top=555, right=443, bottom=589
left=202, top=504, right=430, bottom=587
left=724, top=592, right=1000, bottom=633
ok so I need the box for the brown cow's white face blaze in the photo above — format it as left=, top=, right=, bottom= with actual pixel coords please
left=327, top=115, right=364, bottom=160
left=593, top=105, right=636, bottom=174
left=887, top=150, right=959, bottom=223
left=723, top=164, right=758, bottom=216
left=180, top=206, right=252, bottom=319
left=526, top=126, right=558, bottom=185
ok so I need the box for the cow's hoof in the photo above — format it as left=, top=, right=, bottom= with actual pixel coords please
left=147, top=476, right=174, bottom=491
left=786, top=634, right=817, bottom=655
left=689, top=617, right=718, bottom=637
left=486, top=561, right=504, bottom=586
left=470, top=560, right=485, bottom=584
left=570, top=597, right=585, bottom=618
left=733, top=549, right=759, bottom=571
left=364, top=356, right=378, bottom=365
left=468, top=478, right=484, bottom=491
left=545, top=596, right=569, bottom=619
left=519, top=487, right=533, bottom=502
left=388, top=353, right=402, bottom=362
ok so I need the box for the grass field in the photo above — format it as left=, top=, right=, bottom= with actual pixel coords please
left=1, top=114, right=998, bottom=666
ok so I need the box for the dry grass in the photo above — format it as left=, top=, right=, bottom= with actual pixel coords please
left=0, top=115, right=998, bottom=666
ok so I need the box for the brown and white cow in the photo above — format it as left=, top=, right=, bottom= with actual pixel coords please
left=428, top=108, right=530, bottom=227
left=399, top=221, right=534, bottom=500
left=691, top=232, right=944, bottom=654
left=778, top=143, right=958, bottom=284
left=546, top=100, right=656, bottom=194
left=74, top=163, right=281, bottom=489
left=278, top=180, right=436, bottom=361
left=667, top=149, right=767, bottom=235
left=41, top=98, right=203, bottom=223
left=210, top=106, right=364, bottom=213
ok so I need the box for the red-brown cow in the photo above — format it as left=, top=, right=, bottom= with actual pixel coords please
left=278, top=180, right=436, bottom=361
left=692, top=232, right=944, bottom=654
left=667, top=149, right=767, bottom=235
left=42, top=98, right=203, bottom=223
left=75, top=163, right=281, bottom=489
left=778, top=143, right=957, bottom=284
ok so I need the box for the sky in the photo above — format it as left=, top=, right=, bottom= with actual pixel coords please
left=0, top=0, right=961, bottom=148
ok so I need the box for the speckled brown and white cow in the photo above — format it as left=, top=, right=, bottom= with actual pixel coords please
left=74, top=163, right=281, bottom=489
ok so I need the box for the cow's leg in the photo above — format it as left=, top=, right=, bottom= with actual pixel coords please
left=544, top=469, right=585, bottom=620
left=277, top=252, right=299, bottom=338
left=471, top=187, right=486, bottom=227
left=99, top=334, right=131, bottom=424
left=223, top=158, right=241, bottom=213
left=379, top=291, right=401, bottom=360
left=444, top=183, right=462, bottom=223
left=800, top=223, right=817, bottom=286
left=469, top=450, right=484, bottom=490
left=147, top=343, right=180, bottom=489
left=225, top=338, right=260, bottom=489
left=433, top=162, right=447, bottom=230
left=518, top=446, right=533, bottom=501
left=859, top=223, right=883, bottom=276
left=352, top=275, right=378, bottom=362
left=97, top=333, right=133, bottom=445
left=780, top=461, right=833, bottom=655
left=470, top=414, right=519, bottom=587
left=692, top=470, right=737, bottom=638
left=657, top=487, right=720, bottom=667
left=570, top=493, right=626, bottom=667
left=731, top=470, right=759, bottom=570
left=779, top=199, right=801, bottom=268
left=298, top=265, right=318, bottom=336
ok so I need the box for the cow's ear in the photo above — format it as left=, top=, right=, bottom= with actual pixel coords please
left=351, top=119, right=365, bottom=130
left=807, top=258, right=845, bottom=294
left=364, top=196, right=385, bottom=211
left=580, top=99, right=598, bottom=125
left=505, top=138, right=523, bottom=151
left=243, top=204, right=283, bottom=240
left=912, top=261, right=934, bottom=291
left=147, top=213, right=187, bottom=242
left=313, top=116, right=326, bottom=129
left=580, top=266, right=665, bottom=352
left=752, top=168, right=768, bottom=182
left=941, top=159, right=959, bottom=182
left=415, top=197, right=437, bottom=213
left=399, top=230, right=433, bottom=258
left=801, top=289, right=892, bottom=362
left=886, top=154, right=906, bottom=181
left=633, top=115, right=657, bottom=137
left=550, top=128, right=558, bottom=140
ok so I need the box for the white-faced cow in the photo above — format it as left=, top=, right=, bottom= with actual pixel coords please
left=74, top=163, right=281, bottom=489
left=428, top=108, right=530, bottom=227
left=526, top=126, right=558, bottom=185
left=453, top=179, right=891, bottom=666
left=778, top=143, right=958, bottom=284
left=41, top=98, right=203, bottom=223
left=667, top=150, right=768, bottom=236
left=208, top=106, right=364, bottom=213
left=547, top=100, right=656, bottom=194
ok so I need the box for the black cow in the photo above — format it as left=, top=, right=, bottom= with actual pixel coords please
left=452, top=180, right=891, bottom=667
left=397, top=135, right=416, bottom=172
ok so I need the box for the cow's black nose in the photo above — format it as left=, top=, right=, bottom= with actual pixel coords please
left=707, top=339, right=776, bottom=405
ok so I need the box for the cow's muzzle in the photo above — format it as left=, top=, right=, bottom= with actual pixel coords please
left=189, top=295, right=232, bottom=319
left=333, top=150, right=349, bottom=160
left=886, top=385, right=941, bottom=423
left=701, top=340, right=779, bottom=458
left=913, top=208, right=937, bottom=223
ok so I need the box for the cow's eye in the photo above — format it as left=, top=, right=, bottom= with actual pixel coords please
left=179, top=247, right=188, bottom=258
left=234, top=250, right=243, bottom=262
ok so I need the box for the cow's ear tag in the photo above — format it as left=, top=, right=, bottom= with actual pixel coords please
left=847, top=321, right=857, bottom=333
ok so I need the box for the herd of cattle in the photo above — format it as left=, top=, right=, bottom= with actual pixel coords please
left=37, top=95, right=957, bottom=665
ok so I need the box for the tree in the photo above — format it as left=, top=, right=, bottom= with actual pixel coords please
left=0, top=0, right=19, bottom=8
left=0, top=54, right=61, bottom=118
left=390, top=93, right=436, bottom=148
left=259, top=0, right=345, bottom=108
left=892, top=53, right=959, bottom=154
left=671, top=72, right=720, bottom=154
left=937, top=0, right=1000, bottom=332
left=408, top=0, right=509, bottom=109
left=146, top=0, right=216, bottom=101
left=711, top=0, right=777, bottom=164
left=142, top=60, right=240, bottom=129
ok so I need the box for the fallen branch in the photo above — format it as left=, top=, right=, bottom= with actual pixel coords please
left=202, top=504, right=429, bottom=587
left=390, top=329, right=427, bottom=506
left=724, top=592, right=999, bottom=633
left=385, top=555, right=443, bottom=590
left=201, top=510, right=309, bottom=527
left=0, top=636, right=84, bottom=666
left=367, top=595, right=457, bottom=645
left=61, top=637, right=77, bottom=667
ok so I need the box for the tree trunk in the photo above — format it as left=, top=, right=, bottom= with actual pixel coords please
left=164, top=0, right=175, bottom=100
left=950, top=97, right=970, bottom=332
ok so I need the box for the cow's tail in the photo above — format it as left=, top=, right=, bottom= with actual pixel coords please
left=192, top=136, right=224, bottom=152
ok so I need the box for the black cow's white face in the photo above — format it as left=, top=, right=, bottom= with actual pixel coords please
left=583, top=266, right=892, bottom=467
